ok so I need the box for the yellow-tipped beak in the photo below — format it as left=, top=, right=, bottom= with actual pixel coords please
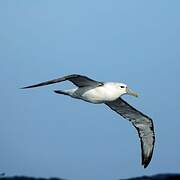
left=126, top=87, right=139, bottom=97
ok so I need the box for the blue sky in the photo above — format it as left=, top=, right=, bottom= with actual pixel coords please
left=0, top=1, right=180, bottom=180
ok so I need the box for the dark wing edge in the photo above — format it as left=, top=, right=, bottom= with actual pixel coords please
left=105, top=98, right=155, bottom=168
left=21, top=74, right=103, bottom=89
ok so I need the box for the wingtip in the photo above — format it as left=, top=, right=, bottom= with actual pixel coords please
left=20, top=86, right=32, bottom=89
left=143, top=162, right=148, bottom=169
left=20, top=87, right=26, bottom=89
left=142, top=155, right=152, bottom=168
left=20, top=84, right=42, bottom=89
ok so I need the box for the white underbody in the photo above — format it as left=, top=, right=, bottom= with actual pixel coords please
left=62, top=82, right=125, bottom=104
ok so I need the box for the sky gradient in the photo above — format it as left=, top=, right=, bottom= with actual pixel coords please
left=0, top=1, right=180, bottom=180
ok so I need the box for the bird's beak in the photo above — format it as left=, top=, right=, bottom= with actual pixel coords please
left=126, top=87, right=139, bottom=97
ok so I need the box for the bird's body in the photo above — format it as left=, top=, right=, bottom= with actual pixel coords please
left=57, top=82, right=128, bottom=104
left=22, top=74, right=155, bottom=168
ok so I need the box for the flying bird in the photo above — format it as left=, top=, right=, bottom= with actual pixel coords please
left=22, top=74, right=155, bottom=168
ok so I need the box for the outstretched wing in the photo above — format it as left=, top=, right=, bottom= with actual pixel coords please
left=21, top=74, right=103, bottom=89
left=105, top=98, right=155, bottom=168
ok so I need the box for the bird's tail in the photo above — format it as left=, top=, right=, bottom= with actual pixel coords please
left=54, top=90, right=69, bottom=95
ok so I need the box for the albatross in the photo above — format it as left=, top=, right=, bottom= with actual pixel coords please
left=22, top=74, right=155, bottom=168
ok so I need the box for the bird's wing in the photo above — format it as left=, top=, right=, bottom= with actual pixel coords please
left=21, top=74, right=103, bottom=89
left=105, top=98, right=155, bottom=168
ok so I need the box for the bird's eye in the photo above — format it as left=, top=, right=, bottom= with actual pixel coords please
left=120, top=86, right=125, bottom=88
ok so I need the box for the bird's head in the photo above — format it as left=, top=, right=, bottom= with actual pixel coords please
left=115, top=83, right=139, bottom=97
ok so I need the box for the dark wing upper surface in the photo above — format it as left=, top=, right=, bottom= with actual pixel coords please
left=21, top=74, right=103, bottom=89
left=105, top=98, right=155, bottom=168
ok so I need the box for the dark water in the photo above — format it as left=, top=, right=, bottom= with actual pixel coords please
left=1, top=174, right=180, bottom=180
left=122, top=173, right=180, bottom=180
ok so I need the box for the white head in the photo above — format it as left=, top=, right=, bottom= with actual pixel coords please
left=115, top=82, right=139, bottom=97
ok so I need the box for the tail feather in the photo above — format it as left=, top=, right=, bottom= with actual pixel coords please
left=54, top=90, right=69, bottom=95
